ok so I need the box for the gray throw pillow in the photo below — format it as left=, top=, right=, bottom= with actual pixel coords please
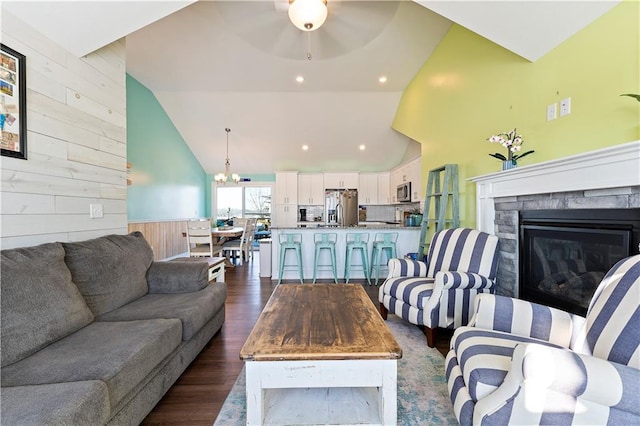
left=1, top=242, right=94, bottom=367
left=63, top=232, right=154, bottom=316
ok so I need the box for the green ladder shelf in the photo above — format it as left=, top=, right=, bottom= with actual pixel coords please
left=418, top=164, right=459, bottom=257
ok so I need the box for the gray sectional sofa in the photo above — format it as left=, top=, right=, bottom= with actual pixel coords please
left=1, top=232, right=227, bottom=425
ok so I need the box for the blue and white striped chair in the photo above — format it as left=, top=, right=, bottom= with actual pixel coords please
left=446, top=254, right=640, bottom=425
left=378, top=228, right=499, bottom=347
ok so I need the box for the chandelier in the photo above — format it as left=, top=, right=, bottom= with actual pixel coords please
left=214, top=128, right=240, bottom=185
left=288, top=0, right=328, bottom=31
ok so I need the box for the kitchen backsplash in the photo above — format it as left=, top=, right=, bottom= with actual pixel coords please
left=363, top=203, right=420, bottom=222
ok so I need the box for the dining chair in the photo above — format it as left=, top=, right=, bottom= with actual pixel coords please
left=222, top=217, right=249, bottom=265
left=186, top=218, right=221, bottom=257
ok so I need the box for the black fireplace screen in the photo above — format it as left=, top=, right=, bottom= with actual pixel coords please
left=519, top=209, right=639, bottom=316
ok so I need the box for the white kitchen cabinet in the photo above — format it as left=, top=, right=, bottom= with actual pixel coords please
left=275, top=172, right=299, bottom=227
left=408, top=158, right=423, bottom=202
left=324, top=172, right=359, bottom=189
left=389, top=168, right=402, bottom=203
left=377, top=172, right=391, bottom=204
left=274, top=204, right=298, bottom=228
left=358, top=173, right=378, bottom=204
left=275, top=172, right=298, bottom=205
left=298, top=173, right=324, bottom=205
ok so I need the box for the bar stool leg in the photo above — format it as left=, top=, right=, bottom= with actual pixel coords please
left=312, top=245, right=321, bottom=284
left=359, top=247, right=371, bottom=286
left=344, top=246, right=352, bottom=284
left=330, top=246, right=338, bottom=284
left=278, top=247, right=287, bottom=285
left=296, top=246, right=304, bottom=284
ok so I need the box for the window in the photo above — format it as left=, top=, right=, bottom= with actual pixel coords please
left=214, top=184, right=272, bottom=224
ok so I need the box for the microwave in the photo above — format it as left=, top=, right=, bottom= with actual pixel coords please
left=397, top=182, right=411, bottom=202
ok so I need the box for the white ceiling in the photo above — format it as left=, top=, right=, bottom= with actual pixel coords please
left=3, top=0, right=620, bottom=176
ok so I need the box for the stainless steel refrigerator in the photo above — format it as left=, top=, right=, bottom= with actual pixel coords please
left=325, top=189, right=358, bottom=227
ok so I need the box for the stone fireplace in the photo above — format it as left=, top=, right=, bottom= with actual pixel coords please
left=470, top=141, right=640, bottom=307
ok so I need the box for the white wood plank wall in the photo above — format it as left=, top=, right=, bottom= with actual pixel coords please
left=1, top=11, right=128, bottom=250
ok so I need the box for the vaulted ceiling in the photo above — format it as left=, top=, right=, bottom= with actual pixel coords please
left=3, top=0, right=620, bottom=175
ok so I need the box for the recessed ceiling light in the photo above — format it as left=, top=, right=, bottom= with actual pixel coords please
left=359, top=144, right=366, bottom=151
left=302, top=145, right=309, bottom=151
left=296, top=75, right=304, bottom=83
left=378, top=76, right=387, bottom=84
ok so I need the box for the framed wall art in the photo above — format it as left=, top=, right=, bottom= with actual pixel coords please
left=1, top=44, right=27, bottom=160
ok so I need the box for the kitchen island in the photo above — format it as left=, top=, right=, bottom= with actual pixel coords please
left=270, top=225, right=422, bottom=283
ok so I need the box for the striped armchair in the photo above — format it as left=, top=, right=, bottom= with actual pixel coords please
left=446, top=254, right=640, bottom=425
left=378, top=228, right=499, bottom=347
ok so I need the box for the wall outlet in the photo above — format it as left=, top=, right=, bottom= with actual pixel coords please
left=546, top=103, right=557, bottom=121
left=90, top=203, right=104, bottom=219
left=560, top=97, right=571, bottom=116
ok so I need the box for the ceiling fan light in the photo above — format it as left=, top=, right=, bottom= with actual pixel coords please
left=288, top=0, right=328, bottom=32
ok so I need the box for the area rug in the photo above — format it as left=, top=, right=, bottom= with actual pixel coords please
left=213, top=315, right=457, bottom=425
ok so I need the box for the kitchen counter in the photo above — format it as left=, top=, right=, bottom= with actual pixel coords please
left=270, top=227, right=421, bottom=282
left=289, top=221, right=411, bottom=229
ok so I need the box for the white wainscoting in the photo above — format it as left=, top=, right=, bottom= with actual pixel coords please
left=470, top=141, right=640, bottom=234
left=1, top=11, right=128, bottom=250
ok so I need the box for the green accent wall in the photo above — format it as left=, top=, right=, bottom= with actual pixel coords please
left=127, top=75, right=207, bottom=221
left=393, top=2, right=640, bottom=227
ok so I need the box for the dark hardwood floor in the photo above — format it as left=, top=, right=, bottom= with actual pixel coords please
left=142, top=254, right=451, bottom=425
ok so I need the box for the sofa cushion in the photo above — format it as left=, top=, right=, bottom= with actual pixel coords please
left=452, top=327, right=566, bottom=402
left=1, top=242, right=94, bottom=367
left=97, top=282, right=227, bottom=340
left=63, top=232, right=154, bottom=316
left=1, top=319, right=182, bottom=410
left=1, top=381, right=110, bottom=425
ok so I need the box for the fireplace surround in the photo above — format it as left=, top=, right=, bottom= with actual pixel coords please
left=470, top=141, right=640, bottom=301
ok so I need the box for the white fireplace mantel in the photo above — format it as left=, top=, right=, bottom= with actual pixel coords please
left=470, top=140, right=640, bottom=233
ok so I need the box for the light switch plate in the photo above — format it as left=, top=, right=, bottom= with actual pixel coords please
left=546, top=103, right=557, bottom=121
left=90, top=203, right=104, bottom=218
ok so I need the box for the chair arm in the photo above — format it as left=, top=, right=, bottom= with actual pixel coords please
left=469, top=294, right=577, bottom=347
left=146, top=261, right=209, bottom=293
left=475, top=343, right=640, bottom=424
left=386, top=258, right=428, bottom=279
left=434, top=271, right=495, bottom=290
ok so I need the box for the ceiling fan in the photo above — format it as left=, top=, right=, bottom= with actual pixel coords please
left=214, top=1, right=400, bottom=61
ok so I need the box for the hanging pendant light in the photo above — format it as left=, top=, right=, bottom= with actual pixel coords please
left=214, top=128, right=240, bottom=185
left=288, top=0, right=328, bottom=32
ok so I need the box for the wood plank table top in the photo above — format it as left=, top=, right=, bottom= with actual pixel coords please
left=240, top=284, right=402, bottom=362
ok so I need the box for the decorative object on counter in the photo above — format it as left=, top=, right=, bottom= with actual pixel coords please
left=487, top=128, right=534, bottom=170
left=215, top=128, right=241, bottom=184
left=406, top=207, right=423, bottom=227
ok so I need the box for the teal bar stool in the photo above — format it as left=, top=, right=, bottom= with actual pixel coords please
left=344, top=233, right=371, bottom=285
left=370, top=232, right=398, bottom=285
left=278, top=233, right=304, bottom=284
left=312, top=233, right=338, bottom=284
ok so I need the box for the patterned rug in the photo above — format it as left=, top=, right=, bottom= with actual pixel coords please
left=213, top=315, right=457, bottom=425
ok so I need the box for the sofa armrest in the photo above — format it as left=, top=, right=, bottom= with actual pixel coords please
left=146, top=261, right=209, bottom=294
left=469, top=294, right=576, bottom=348
left=475, top=343, right=640, bottom=424
left=386, top=258, right=428, bottom=279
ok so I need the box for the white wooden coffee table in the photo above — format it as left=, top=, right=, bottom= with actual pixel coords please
left=240, top=284, right=402, bottom=425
